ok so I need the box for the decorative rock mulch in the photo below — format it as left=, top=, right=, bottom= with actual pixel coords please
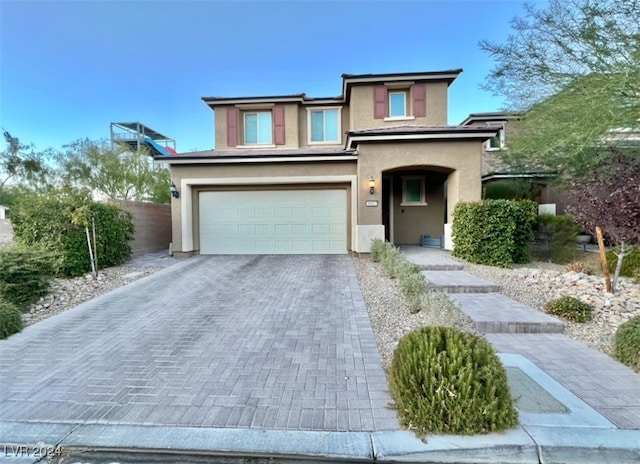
left=24, top=267, right=162, bottom=327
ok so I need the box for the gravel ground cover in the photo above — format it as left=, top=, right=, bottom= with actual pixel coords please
left=352, top=256, right=476, bottom=370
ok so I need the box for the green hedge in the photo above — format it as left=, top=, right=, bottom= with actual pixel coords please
left=390, top=326, right=518, bottom=435
left=10, top=193, right=135, bottom=277
left=0, top=246, right=56, bottom=311
left=452, top=199, right=537, bottom=267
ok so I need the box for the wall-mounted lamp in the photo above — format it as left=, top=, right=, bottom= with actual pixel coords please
left=369, top=176, right=376, bottom=195
left=170, top=182, right=180, bottom=199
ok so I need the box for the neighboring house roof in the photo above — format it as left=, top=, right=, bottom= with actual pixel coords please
left=459, top=111, right=520, bottom=126
left=155, top=147, right=357, bottom=165
left=345, top=124, right=500, bottom=148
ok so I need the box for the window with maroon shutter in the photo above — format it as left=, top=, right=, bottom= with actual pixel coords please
left=412, top=84, right=426, bottom=117
left=273, top=105, right=285, bottom=145
left=226, top=107, right=238, bottom=147
left=373, top=86, right=388, bottom=119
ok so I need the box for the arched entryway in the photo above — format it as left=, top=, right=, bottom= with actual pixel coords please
left=382, top=166, right=454, bottom=247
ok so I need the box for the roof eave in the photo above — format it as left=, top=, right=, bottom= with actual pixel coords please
left=345, top=130, right=500, bottom=149
left=154, top=154, right=358, bottom=165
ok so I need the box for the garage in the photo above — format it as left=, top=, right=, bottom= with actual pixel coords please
left=199, top=189, right=347, bottom=254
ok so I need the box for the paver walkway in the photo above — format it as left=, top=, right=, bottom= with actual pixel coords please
left=0, top=255, right=398, bottom=431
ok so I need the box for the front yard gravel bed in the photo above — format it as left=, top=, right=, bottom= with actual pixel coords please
left=352, top=256, right=476, bottom=370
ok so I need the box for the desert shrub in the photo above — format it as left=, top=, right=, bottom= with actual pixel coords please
left=544, top=296, right=592, bottom=323
left=0, top=246, right=56, bottom=310
left=370, top=239, right=386, bottom=262
left=614, top=315, right=640, bottom=372
left=390, top=326, right=518, bottom=435
left=452, top=199, right=537, bottom=268
left=10, top=193, right=134, bottom=277
left=566, top=261, right=593, bottom=275
left=533, top=215, right=581, bottom=264
left=606, top=246, right=640, bottom=278
left=0, top=299, right=23, bottom=339
left=381, top=245, right=404, bottom=278
left=399, top=272, right=426, bottom=313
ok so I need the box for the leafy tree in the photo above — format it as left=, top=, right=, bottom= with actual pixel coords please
left=566, top=147, right=640, bottom=291
left=0, top=130, right=50, bottom=193
left=480, top=0, right=640, bottom=178
left=57, top=139, right=170, bottom=203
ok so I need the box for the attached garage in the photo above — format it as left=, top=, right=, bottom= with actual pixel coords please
left=199, top=189, right=347, bottom=254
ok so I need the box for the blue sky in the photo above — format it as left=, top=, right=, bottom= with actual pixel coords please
left=1, top=0, right=536, bottom=153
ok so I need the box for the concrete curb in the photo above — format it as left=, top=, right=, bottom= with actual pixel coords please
left=2, top=421, right=639, bottom=463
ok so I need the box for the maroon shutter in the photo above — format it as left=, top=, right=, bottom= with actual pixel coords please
left=273, top=105, right=285, bottom=145
left=373, top=86, right=387, bottom=119
left=412, top=84, right=426, bottom=117
left=226, top=107, right=238, bottom=147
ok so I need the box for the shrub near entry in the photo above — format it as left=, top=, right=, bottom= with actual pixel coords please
left=452, top=199, right=537, bottom=268
left=389, top=326, right=518, bottom=435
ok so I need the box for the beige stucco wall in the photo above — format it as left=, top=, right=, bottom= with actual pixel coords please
left=169, top=161, right=357, bottom=253
left=214, top=103, right=300, bottom=149
left=355, top=141, right=483, bottom=226
left=348, top=82, right=449, bottom=130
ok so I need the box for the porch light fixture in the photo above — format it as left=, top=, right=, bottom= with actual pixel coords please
left=369, top=176, right=376, bottom=195
left=170, top=182, right=180, bottom=199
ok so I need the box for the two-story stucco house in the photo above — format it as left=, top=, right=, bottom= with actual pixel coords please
left=157, top=69, right=499, bottom=256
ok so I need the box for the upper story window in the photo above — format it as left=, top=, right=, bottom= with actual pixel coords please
left=389, top=92, right=407, bottom=118
left=484, top=123, right=506, bottom=151
left=308, top=107, right=341, bottom=144
left=244, top=111, right=272, bottom=145
left=226, top=106, right=284, bottom=148
left=374, top=84, right=426, bottom=121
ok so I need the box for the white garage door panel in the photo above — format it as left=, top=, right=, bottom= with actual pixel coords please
left=199, top=190, right=347, bottom=254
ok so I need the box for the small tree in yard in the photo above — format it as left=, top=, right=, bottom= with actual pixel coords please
left=566, top=148, right=640, bottom=292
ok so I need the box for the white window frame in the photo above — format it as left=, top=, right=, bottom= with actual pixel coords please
left=243, top=111, right=272, bottom=145
left=484, top=123, right=506, bottom=151
left=388, top=91, right=408, bottom=119
left=307, top=107, right=342, bottom=145
left=401, top=175, right=427, bottom=206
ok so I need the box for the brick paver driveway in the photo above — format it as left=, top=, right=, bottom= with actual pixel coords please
left=0, top=255, right=398, bottom=431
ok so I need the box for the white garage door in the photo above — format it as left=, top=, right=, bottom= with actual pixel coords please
left=199, top=189, right=347, bottom=254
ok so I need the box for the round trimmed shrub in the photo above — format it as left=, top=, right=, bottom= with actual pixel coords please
left=389, top=326, right=518, bottom=435
left=0, top=299, right=23, bottom=339
left=544, top=296, right=592, bottom=323
left=614, top=315, right=640, bottom=372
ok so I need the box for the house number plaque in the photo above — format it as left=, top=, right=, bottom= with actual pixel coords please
left=365, top=200, right=378, bottom=207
